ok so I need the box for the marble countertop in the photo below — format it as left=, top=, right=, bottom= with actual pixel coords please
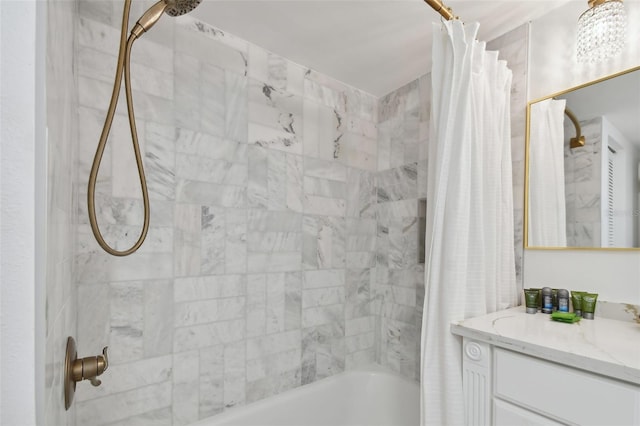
left=451, top=306, right=640, bottom=385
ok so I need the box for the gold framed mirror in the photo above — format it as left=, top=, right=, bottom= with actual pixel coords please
left=525, top=65, right=640, bottom=250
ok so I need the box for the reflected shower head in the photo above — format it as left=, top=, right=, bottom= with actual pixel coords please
left=165, top=0, right=203, bottom=16
left=132, top=0, right=202, bottom=37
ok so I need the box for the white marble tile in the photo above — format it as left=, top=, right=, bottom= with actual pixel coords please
left=286, top=154, right=304, bottom=213
left=247, top=231, right=301, bottom=252
left=302, top=99, right=339, bottom=159
left=248, top=43, right=269, bottom=82
left=303, top=195, right=346, bottom=217
left=346, top=169, right=375, bottom=218
left=225, top=72, right=249, bottom=143
left=198, top=345, right=225, bottom=418
left=247, top=252, right=302, bottom=273
left=303, top=269, right=345, bottom=289
left=176, top=180, right=245, bottom=207
left=78, top=76, right=173, bottom=124
left=247, top=144, right=268, bottom=208
left=267, top=149, right=287, bottom=210
left=78, top=46, right=174, bottom=99
left=75, top=355, right=172, bottom=402
left=78, top=284, right=111, bottom=355
left=78, top=0, right=113, bottom=26
left=174, top=52, right=202, bottom=131
left=201, top=206, right=225, bottom=275
left=174, top=275, right=246, bottom=303
left=246, top=274, right=267, bottom=338
left=173, top=319, right=245, bottom=351
left=284, top=272, right=302, bottom=331
left=246, top=330, right=301, bottom=360
left=174, top=23, right=247, bottom=77
left=304, top=157, right=347, bottom=182
left=346, top=349, right=376, bottom=370
left=174, top=297, right=245, bottom=327
left=145, top=122, right=176, bottom=201
left=246, top=348, right=301, bottom=383
left=176, top=154, right=247, bottom=186
left=345, top=332, right=375, bottom=354
left=175, top=15, right=249, bottom=57
left=200, top=62, right=226, bottom=137
left=78, top=17, right=174, bottom=73
left=246, top=369, right=301, bottom=404
left=105, top=407, right=172, bottom=426
left=302, top=304, right=344, bottom=328
left=304, top=176, right=346, bottom=199
left=110, top=113, right=146, bottom=199
left=174, top=203, right=201, bottom=277
left=173, top=350, right=200, bottom=426
left=110, top=281, right=144, bottom=363
left=247, top=210, right=302, bottom=232
left=345, top=316, right=376, bottom=337
left=286, top=61, right=305, bottom=98
left=266, top=273, right=286, bottom=334
left=303, top=78, right=346, bottom=112
left=303, top=287, right=346, bottom=309
left=224, top=342, right=246, bottom=408
left=144, top=280, right=173, bottom=357
left=249, top=122, right=302, bottom=155
left=176, top=129, right=247, bottom=163
left=225, top=209, right=247, bottom=273
left=76, top=381, right=172, bottom=425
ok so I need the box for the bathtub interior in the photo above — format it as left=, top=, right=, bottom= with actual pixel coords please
left=190, top=365, right=419, bottom=426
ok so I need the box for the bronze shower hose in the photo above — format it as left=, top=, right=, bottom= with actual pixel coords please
left=87, top=0, right=150, bottom=256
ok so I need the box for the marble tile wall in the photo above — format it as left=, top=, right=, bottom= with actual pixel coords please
left=373, top=23, right=529, bottom=381
left=564, top=117, right=602, bottom=247
left=375, top=77, right=428, bottom=381
left=73, top=3, right=377, bottom=424
left=45, top=0, right=79, bottom=424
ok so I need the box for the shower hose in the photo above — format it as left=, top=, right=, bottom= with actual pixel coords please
left=87, top=0, right=149, bottom=256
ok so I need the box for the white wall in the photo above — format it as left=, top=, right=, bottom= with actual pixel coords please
left=526, top=1, right=640, bottom=304
left=0, top=0, right=46, bottom=424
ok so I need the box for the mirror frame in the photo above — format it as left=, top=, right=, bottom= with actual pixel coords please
left=524, top=65, right=640, bottom=251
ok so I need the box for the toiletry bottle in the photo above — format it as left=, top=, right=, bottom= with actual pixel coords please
left=557, top=289, right=569, bottom=313
left=541, top=287, right=553, bottom=314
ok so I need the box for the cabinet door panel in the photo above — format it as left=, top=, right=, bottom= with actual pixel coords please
left=494, top=398, right=565, bottom=426
left=495, top=349, right=640, bottom=426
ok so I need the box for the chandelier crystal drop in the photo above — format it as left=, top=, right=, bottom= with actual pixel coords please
left=577, top=0, right=627, bottom=63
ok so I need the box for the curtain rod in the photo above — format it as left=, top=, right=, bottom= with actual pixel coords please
left=423, top=0, right=456, bottom=21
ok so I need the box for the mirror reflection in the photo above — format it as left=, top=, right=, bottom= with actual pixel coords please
left=526, top=67, right=640, bottom=249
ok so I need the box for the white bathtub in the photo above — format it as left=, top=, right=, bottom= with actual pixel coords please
left=190, top=364, right=419, bottom=426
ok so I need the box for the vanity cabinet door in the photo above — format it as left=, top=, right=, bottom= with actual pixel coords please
left=494, top=348, right=640, bottom=425
left=494, top=399, right=565, bottom=426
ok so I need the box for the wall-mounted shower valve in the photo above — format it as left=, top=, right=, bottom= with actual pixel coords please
left=71, top=345, right=109, bottom=386
left=64, top=337, right=109, bottom=410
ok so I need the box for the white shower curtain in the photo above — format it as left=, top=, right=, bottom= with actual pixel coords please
left=420, top=21, right=517, bottom=426
left=528, top=98, right=567, bottom=247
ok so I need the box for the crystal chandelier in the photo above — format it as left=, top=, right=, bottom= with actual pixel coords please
left=577, top=0, right=627, bottom=63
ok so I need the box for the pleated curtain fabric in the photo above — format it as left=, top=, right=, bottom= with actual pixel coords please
left=420, top=20, right=518, bottom=426
left=528, top=98, right=568, bottom=247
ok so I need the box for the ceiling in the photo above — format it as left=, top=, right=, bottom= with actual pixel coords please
left=191, top=0, right=573, bottom=97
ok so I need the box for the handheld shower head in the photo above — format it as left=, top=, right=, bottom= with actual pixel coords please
left=88, top=0, right=204, bottom=257
left=131, top=0, right=202, bottom=37
left=165, top=0, right=203, bottom=16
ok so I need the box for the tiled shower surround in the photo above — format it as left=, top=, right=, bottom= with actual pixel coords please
left=63, top=1, right=529, bottom=424
left=74, top=7, right=377, bottom=425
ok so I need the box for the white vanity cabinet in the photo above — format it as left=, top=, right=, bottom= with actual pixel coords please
left=452, top=307, right=640, bottom=426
